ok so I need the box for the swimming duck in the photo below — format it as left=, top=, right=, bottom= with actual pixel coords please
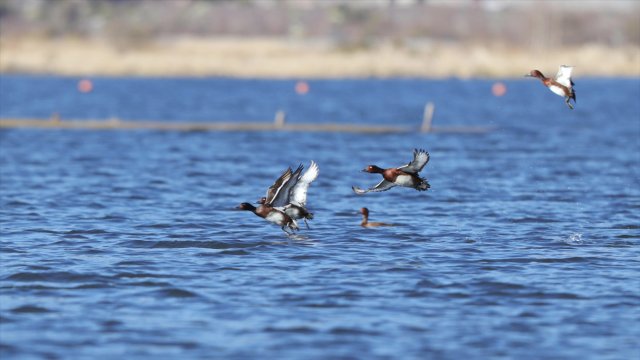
left=258, top=161, right=319, bottom=229
left=526, top=65, right=576, bottom=109
left=360, top=207, right=395, bottom=227
left=353, top=148, right=430, bottom=194
left=237, top=167, right=299, bottom=234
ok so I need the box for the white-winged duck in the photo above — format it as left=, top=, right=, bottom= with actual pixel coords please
left=353, top=148, right=430, bottom=194
left=526, top=65, right=576, bottom=109
left=258, top=161, right=319, bottom=229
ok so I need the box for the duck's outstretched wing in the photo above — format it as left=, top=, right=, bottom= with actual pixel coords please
left=271, top=164, right=303, bottom=207
left=265, top=167, right=292, bottom=205
left=352, top=180, right=396, bottom=194
left=397, top=148, right=430, bottom=174
left=555, top=65, right=574, bottom=88
left=290, top=161, right=319, bottom=207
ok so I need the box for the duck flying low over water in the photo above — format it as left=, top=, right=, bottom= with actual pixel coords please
left=526, top=65, right=576, bottom=109
left=353, top=148, right=430, bottom=194
left=359, top=207, right=395, bottom=227
left=259, top=161, right=319, bottom=229
left=237, top=167, right=299, bottom=234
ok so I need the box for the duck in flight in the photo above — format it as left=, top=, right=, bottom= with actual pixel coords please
left=526, top=65, right=576, bottom=109
left=353, top=148, right=430, bottom=194
left=360, top=207, right=395, bottom=227
left=258, top=161, right=319, bottom=229
left=237, top=167, right=299, bottom=234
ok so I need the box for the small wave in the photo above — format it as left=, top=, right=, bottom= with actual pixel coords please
left=87, top=202, right=107, bottom=209
left=114, top=260, right=156, bottom=266
left=26, top=265, right=50, bottom=271
left=522, top=291, right=583, bottom=300
left=0, top=247, right=24, bottom=253
left=616, top=234, right=639, bottom=239
left=510, top=217, right=559, bottom=223
left=217, top=267, right=242, bottom=271
left=480, top=257, right=597, bottom=264
left=125, top=240, right=271, bottom=250
left=217, top=250, right=250, bottom=255
left=27, top=228, right=60, bottom=234
left=5, top=200, right=31, bottom=206
left=63, top=234, right=89, bottom=240
left=115, top=272, right=174, bottom=279
left=329, top=327, right=382, bottom=336
left=289, top=254, right=327, bottom=260
left=474, top=281, right=527, bottom=290
left=11, top=305, right=52, bottom=313
left=73, top=283, right=109, bottom=289
left=127, top=194, right=149, bottom=201
left=606, top=241, right=634, bottom=248
left=65, top=229, right=110, bottom=235
left=99, top=214, right=129, bottom=221
left=264, top=326, right=317, bottom=334
left=614, top=224, right=639, bottom=230
left=153, top=288, right=199, bottom=298
left=6, top=271, right=107, bottom=283
left=135, top=223, right=173, bottom=229
left=186, top=171, right=210, bottom=177
left=127, top=281, right=172, bottom=287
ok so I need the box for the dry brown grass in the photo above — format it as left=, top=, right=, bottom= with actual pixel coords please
left=1, top=37, right=639, bottom=78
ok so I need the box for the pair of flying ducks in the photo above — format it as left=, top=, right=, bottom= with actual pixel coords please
left=238, top=149, right=431, bottom=233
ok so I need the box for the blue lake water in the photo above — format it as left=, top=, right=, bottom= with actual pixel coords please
left=1, top=75, right=639, bottom=359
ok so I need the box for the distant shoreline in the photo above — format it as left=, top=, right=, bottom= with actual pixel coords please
left=1, top=37, right=639, bottom=78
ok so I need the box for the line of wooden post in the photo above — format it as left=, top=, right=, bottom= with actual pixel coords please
left=0, top=101, right=475, bottom=134
left=421, top=101, right=435, bottom=133
left=274, top=110, right=286, bottom=128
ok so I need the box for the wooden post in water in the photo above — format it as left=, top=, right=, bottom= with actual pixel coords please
left=274, top=110, right=286, bottom=128
left=421, top=102, right=435, bottom=133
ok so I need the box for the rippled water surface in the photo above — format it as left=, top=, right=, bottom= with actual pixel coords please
left=1, top=76, right=639, bottom=359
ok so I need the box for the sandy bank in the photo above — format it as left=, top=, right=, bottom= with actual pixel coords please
left=1, top=37, right=638, bottom=78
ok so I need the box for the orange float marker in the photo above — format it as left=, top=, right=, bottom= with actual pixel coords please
left=78, top=79, right=93, bottom=93
left=295, top=81, right=309, bottom=95
left=492, top=82, right=506, bottom=97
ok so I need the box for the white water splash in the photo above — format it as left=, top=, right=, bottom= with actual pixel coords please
left=563, top=232, right=584, bottom=245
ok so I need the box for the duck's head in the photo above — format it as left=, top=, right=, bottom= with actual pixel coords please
left=362, top=165, right=384, bottom=173
left=255, top=197, right=267, bottom=205
left=236, top=202, right=256, bottom=211
left=360, top=207, right=370, bottom=216
left=525, top=70, right=544, bottom=78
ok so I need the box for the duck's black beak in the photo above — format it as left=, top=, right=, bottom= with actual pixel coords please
left=255, top=200, right=262, bottom=204
left=361, top=168, right=368, bottom=172
left=524, top=74, right=532, bottom=77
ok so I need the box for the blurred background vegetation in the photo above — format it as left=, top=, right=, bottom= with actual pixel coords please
left=1, top=0, right=639, bottom=77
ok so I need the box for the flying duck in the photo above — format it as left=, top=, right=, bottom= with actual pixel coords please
left=353, top=148, right=430, bottom=194
left=526, top=65, right=576, bottom=109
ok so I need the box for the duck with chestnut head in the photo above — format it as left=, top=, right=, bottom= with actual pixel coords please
left=257, top=161, right=319, bottom=229
left=526, top=65, right=576, bottom=109
left=237, top=166, right=299, bottom=234
left=359, top=207, right=395, bottom=227
left=353, top=148, right=430, bottom=194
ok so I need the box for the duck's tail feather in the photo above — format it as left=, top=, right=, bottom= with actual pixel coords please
left=418, top=179, right=431, bottom=191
